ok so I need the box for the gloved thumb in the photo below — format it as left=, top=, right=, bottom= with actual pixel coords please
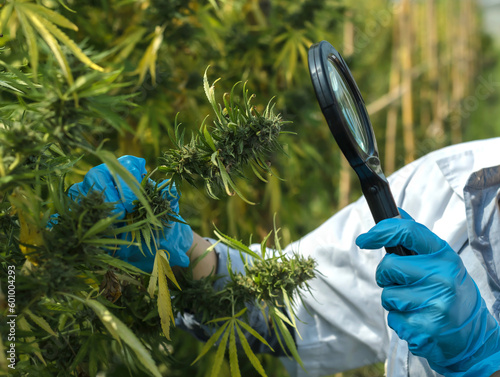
left=356, top=217, right=447, bottom=255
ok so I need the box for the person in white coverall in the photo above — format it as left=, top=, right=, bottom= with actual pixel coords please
left=70, top=138, right=500, bottom=377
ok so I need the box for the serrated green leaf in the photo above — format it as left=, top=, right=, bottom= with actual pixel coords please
left=250, top=160, right=268, bottom=182
left=160, top=249, right=181, bottom=290
left=229, top=323, right=241, bottom=377
left=83, top=238, right=138, bottom=247
left=272, top=306, right=293, bottom=327
left=81, top=214, right=119, bottom=240
left=25, top=14, right=67, bottom=78
left=147, top=252, right=159, bottom=298
left=89, top=340, right=98, bottom=377
left=216, top=156, right=255, bottom=204
left=213, top=226, right=261, bottom=260
left=69, top=336, right=91, bottom=370
left=0, top=79, right=24, bottom=93
left=22, top=3, right=78, bottom=30
left=25, top=8, right=104, bottom=72
left=191, top=320, right=230, bottom=365
left=141, top=226, right=153, bottom=256
left=88, top=102, right=134, bottom=133
left=203, top=67, right=223, bottom=121
left=24, top=309, right=57, bottom=337
left=17, top=10, right=39, bottom=80
left=269, top=315, right=288, bottom=358
left=210, top=323, right=230, bottom=377
left=273, top=314, right=305, bottom=370
left=112, top=26, right=147, bottom=63
left=203, top=123, right=217, bottom=152
left=282, top=289, right=301, bottom=340
left=25, top=8, right=75, bottom=99
left=260, top=230, right=273, bottom=259
left=83, top=298, right=162, bottom=377
left=135, top=25, right=165, bottom=86
left=235, top=323, right=268, bottom=377
left=235, top=319, right=273, bottom=351
left=95, top=254, right=145, bottom=275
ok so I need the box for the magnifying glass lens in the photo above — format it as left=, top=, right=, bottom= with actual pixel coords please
left=327, top=56, right=370, bottom=154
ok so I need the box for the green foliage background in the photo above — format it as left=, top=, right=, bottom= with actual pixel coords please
left=0, top=0, right=498, bottom=376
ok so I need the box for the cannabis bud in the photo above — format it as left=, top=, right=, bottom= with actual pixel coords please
left=159, top=68, right=291, bottom=203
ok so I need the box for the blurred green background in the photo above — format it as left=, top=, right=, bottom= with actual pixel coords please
left=1, top=0, right=500, bottom=376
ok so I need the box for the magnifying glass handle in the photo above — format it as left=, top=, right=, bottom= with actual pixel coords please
left=361, top=177, right=417, bottom=256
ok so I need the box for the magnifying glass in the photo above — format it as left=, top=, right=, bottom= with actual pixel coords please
left=308, top=40, right=414, bottom=256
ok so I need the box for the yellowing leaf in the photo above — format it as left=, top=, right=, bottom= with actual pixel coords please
left=18, top=316, right=46, bottom=366
left=157, top=249, right=174, bottom=340
left=26, top=10, right=74, bottom=89
left=0, top=3, right=13, bottom=35
left=22, top=3, right=78, bottom=31
left=83, top=298, right=162, bottom=377
left=9, top=188, right=43, bottom=265
left=134, top=25, right=166, bottom=86
left=25, top=8, right=104, bottom=72
left=112, top=26, right=148, bottom=63
left=147, top=253, right=159, bottom=298
left=159, top=249, right=181, bottom=290
left=17, top=10, right=39, bottom=79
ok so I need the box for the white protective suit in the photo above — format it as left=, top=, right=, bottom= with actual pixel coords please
left=184, top=137, right=500, bottom=377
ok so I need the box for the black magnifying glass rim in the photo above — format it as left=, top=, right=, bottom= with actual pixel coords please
left=308, top=40, right=378, bottom=168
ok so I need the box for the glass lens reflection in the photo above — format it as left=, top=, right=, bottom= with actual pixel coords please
left=326, top=56, right=369, bottom=154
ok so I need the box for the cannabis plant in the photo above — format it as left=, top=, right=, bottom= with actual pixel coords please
left=172, top=225, right=317, bottom=376
left=0, top=55, right=315, bottom=377
left=0, top=2, right=318, bottom=377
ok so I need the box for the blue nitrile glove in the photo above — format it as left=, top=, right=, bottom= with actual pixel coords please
left=68, top=155, right=193, bottom=272
left=356, top=210, right=500, bottom=377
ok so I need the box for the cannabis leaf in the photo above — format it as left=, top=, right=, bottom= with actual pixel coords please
left=148, top=248, right=181, bottom=340
left=78, top=297, right=163, bottom=377
left=1, top=0, right=103, bottom=88
left=134, top=25, right=166, bottom=86
left=191, top=308, right=273, bottom=377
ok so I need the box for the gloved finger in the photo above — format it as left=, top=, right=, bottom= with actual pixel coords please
left=355, top=218, right=446, bottom=254
left=387, top=309, right=444, bottom=358
left=115, top=156, right=147, bottom=213
left=68, top=181, right=84, bottom=200
left=380, top=282, right=439, bottom=311
left=398, top=207, right=414, bottom=221
left=376, top=245, right=450, bottom=287
left=387, top=310, right=430, bottom=348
